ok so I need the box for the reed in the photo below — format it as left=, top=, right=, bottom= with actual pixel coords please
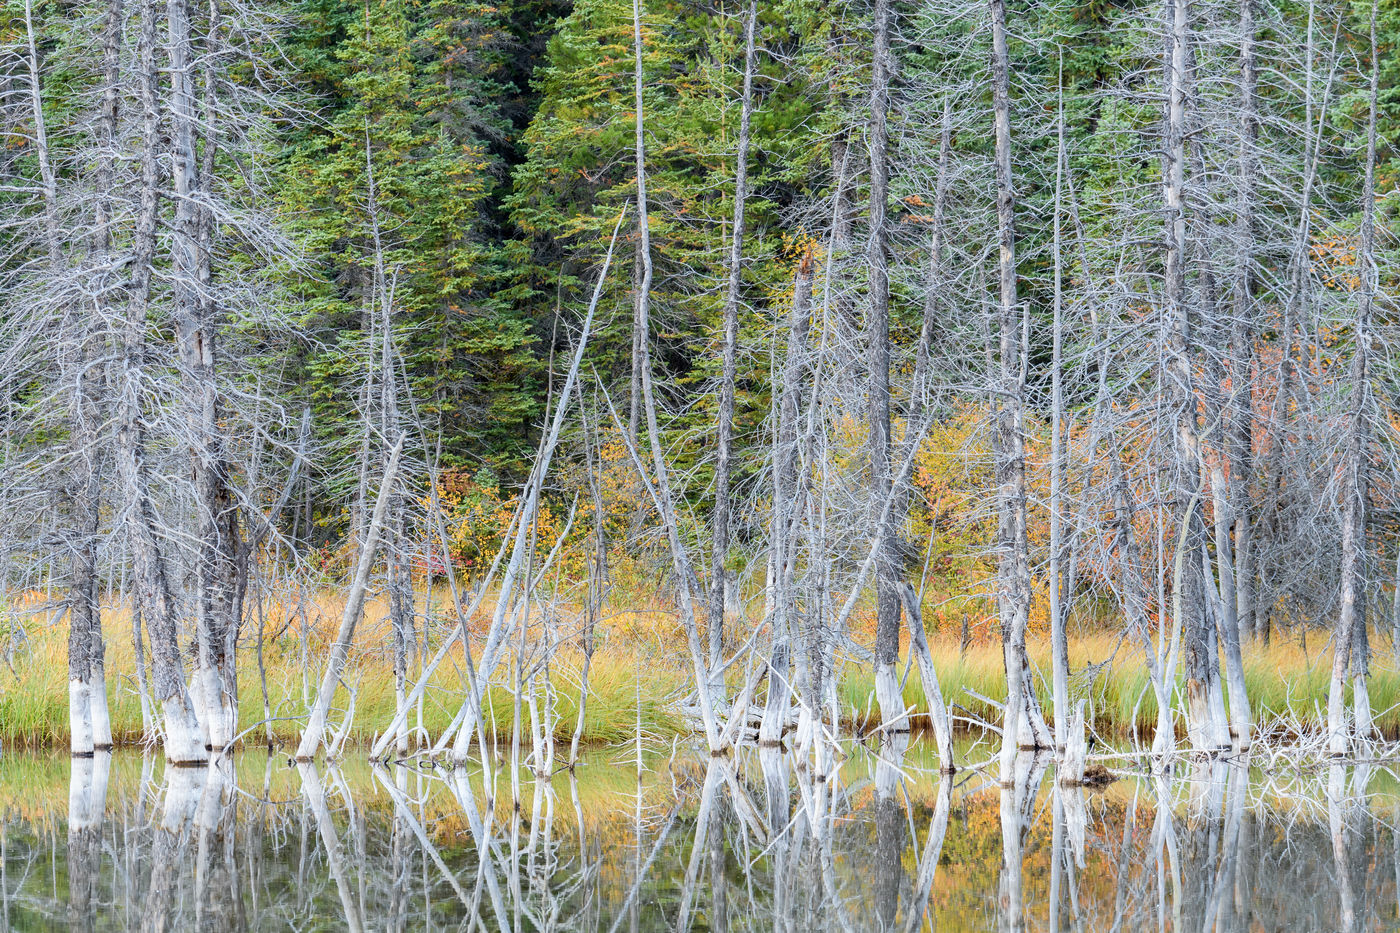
left=0, top=591, right=684, bottom=750
left=2, top=588, right=1392, bottom=748
left=837, top=631, right=1400, bottom=739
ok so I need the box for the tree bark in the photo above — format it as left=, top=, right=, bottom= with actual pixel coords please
left=990, top=0, right=1048, bottom=767
left=1328, top=0, right=1378, bottom=757
left=24, top=0, right=112, bottom=756
left=708, top=0, right=758, bottom=712
left=168, top=0, right=240, bottom=752
left=119, top=0, right=206, bottom=764
left=1160, top=0, right=1225, bottom=753
left=867, top=0, right=903, bottom=733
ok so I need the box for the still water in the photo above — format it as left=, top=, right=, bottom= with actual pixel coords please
left=0, top=739, right=1396, bottom=930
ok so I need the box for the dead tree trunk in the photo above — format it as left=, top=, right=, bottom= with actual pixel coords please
left=119, top=0, right=205, bottom=763
left=1161, top=0, right=1226, bottom=753
left=296, top=439, right=403, bottom=760
left=1327, top=0, right=1378, bottom=757
left=168, top=0, right=240, bottom=751
left=990, top=0, right=1049, bottom=764
left=363, top=120, right=413, bottom=756
left=708, top=0, right=758, bottom=712
left=1229, top=0, right=1258, bottom=647
left=761, top=247, right=813, bottom=746
left=866, top=0, right=904, bottom=733
left=571, top=385, right=607, bottom=766
left=628, top=0, right=722, bottom=750
left=438, top=210, right=627, bottom=764
left=1258, top=0, right=1329, bottom=640
left=630, top=251, right=644, bottom=446
left=1048, top=69, right=1070, bottom=755
left=200, top=0, right=243, bottom=751
left=24, top=0, right=112, bottom=755
left=86, top=0, right=126, bottom=752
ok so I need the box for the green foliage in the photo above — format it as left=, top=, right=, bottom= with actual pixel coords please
left=278, top=0, right=545, bottom=498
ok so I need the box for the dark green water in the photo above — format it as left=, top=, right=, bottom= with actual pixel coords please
left=0, top=741, right=1396, bottom=930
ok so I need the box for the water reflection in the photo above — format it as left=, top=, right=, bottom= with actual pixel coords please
left=0, top=744, right=1397, bottom=929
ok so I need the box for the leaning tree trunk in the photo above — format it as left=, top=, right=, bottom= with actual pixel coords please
left=628, top=0, right=723, bottom=751
left=629, top=247, right=644, bottom=447
left=440, top=211, right=628, bottom=764
left=296, top=440, right=403, bottom=760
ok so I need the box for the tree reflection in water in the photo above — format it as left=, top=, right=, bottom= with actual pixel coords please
left=0, top=743, right=1397, bottom=930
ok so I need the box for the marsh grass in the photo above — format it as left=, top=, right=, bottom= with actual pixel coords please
left=1, top=586, right=1392, bottom=748
left=0, top=588, right=684, bottom=750
left=839, top=631, right=1400, bottom=738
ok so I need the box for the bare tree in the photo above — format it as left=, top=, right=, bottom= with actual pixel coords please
left=708, top=0, right=759, bottom=713
left=296, top=439, right=403, bottom=760
left=866, top=0, right=902, bottom=733
left=166, top=0, right=243, bottom=752
left=1327, top=0, right=1379, bottom=758
left=19, top=0, right=113, bottom=755
left=1048, top=61, right=1070, bottom=756
left=1160, top=0, right=1229, bottom=753
left=627, top=0, right=722, bottom=750
left=989, top=0, right=1049, bottom=768
left=115, top=0, right=207, bottom=763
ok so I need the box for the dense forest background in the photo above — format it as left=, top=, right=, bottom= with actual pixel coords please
left=4, top=0, right=1398, bottom=631
left=269, top=0, right=1399, bottom=547
left=264, top=0, right=1400, bottom=637
left=7, top=0, right=1395, bottom=553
